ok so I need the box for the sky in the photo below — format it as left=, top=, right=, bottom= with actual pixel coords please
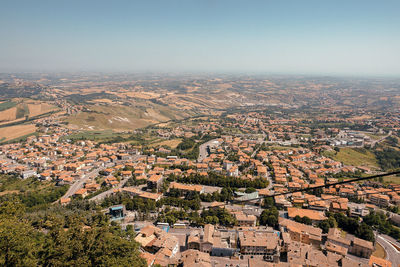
left=0, top=0, right=399, bottom=76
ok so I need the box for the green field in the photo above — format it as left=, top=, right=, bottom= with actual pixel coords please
left=0, top=175, right=69, bottom=209
left=331, top=147, right=379, bottom=169
left=61, top=130, right=122, bottom=141
left=366, top=133, right=386, bottom=141
left=382, top=175, right=400, bottom=185
left=0, top=101, right=17, bottom=111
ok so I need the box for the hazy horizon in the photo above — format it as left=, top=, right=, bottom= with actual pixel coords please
left=1, top=0, right=399, bottom=76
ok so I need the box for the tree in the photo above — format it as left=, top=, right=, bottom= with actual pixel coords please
left=318, top=220, right=331, bottom=233
left=245, top=187, right=256, bottom=193
left=0, top=197, right=147, bottom=267
left=0, top=218, right=41, bottom=266
left=260, top=207, right=279, bottom=228
left=302, top=216, right=312, bottom=225
left=293, top=215, right=312, bottom=225
left=355, top=223, right=375, bottom=242
left=262, top=197, right=275, bottom=209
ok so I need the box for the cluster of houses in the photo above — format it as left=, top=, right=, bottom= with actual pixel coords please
left=1, top=117, right=399, bottom=267
left=134, top=215, right=384, bottom=267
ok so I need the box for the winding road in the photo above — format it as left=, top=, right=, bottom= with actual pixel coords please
left=376, top=234, right=400, bottom=266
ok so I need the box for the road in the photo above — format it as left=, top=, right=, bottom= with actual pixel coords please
left=58, top=156, right=142, bottom=202
left=371, top=131, right=392, bottom=148
left=59, top=166, right=104, bottom=200
left=197, top=139, right=220, bottom=162
left=90, top=176, right=131, bottom=202
left=250, top=133, right=267, bottom=158
left=376, top=234, right=400, bottom=266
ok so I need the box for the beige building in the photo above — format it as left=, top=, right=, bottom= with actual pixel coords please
left=370, top=194, right=390, bottom=207
left=235, top=213, right=257, bottom=227
left=238, top=231, right=280, bottom=262
left=349, top=237, right=374, bottom=258
left=279, top=217, right=322, bottom=247
left=187, top=224, right=214, bottom=253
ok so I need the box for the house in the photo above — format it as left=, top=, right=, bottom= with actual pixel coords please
left=235, top=213, right=257, bottom=227
left=325, top=241, right=348, bottom=256
left=187, top=224, right=215, bottom=253
left=180, top=249, right=211, bottom=267
left=349, top=237, right=373, bottom=258
left=368, top=255, right=392, bottom=267
left=169, top=182, right=204, bottom=194
left=85, top=183, right=100, bottom=192
left=147, top=175, right=164, bottom=192
left=135, top=225, right=179, bottom=264
left=349, top=205, right=370, bottom=217
left=22, top=169, right=37, bottom=179
left=257, top=166, right=268, bottom=177
left=74, top=188, right=88, bottom=198
left=279, top=217, right=322, bottom=247
left=122, top=187, right=162, bottom=202
left=120, top=170, right=132, bottom=178
left=60, top=197, right=71, bottom=205
left=370, top=194, right=390, bottom=207
left=140, top=252, right=156, bottom=267
left=287, top=207, right=327, bottom=223
left=330, top=200, right=348, bottom=213
left=238, top=231, right=280, bottom=262
left=327, top=228, right=351, bottom=251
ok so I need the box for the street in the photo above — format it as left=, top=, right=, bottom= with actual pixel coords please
left=197, top=139, right=220, bottom=162
left=59, top=166, right=105, bottom=200
left=90, top=176, right=131, bottom=202
left=376, top=234, right=400, bottom=266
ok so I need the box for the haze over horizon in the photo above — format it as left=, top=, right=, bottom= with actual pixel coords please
left=1, top=0, right=399, bottom=76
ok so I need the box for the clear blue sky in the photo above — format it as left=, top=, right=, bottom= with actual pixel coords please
left=0, top=0, right=399, bottom=75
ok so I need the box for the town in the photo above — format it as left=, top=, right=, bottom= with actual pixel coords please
left=1, top=76, right=400, bottom=266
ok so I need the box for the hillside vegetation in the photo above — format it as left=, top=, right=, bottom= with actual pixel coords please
left=0, top=174, right=146, bottom=266
left=332, top=147, right=379, bottom=169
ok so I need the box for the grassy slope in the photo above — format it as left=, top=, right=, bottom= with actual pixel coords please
left=372, top=242, right=386, bottom=259
left=149, top=138, right=182, bottom=149
left=331, top=147, right=379, bottom=169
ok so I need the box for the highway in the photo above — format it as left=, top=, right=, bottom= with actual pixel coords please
left=376, top=234, right=400, bottom=266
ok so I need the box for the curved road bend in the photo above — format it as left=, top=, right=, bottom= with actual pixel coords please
left=376, top=234, right=400, bottom=266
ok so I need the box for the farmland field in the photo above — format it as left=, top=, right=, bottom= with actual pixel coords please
left=65, top=103, right=186, bottom=131
left=0, top=124, right=37, bottom=142
left=0, top=101, right=17, bottom=111
left=27, top=102, right=58, bottom=117
left=0, top=100, right=58, bottom=125
left=0, top=106, right=17, bottom=122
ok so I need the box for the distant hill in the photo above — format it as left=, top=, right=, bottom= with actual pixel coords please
left=0, top=82, right=46, bottom=99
